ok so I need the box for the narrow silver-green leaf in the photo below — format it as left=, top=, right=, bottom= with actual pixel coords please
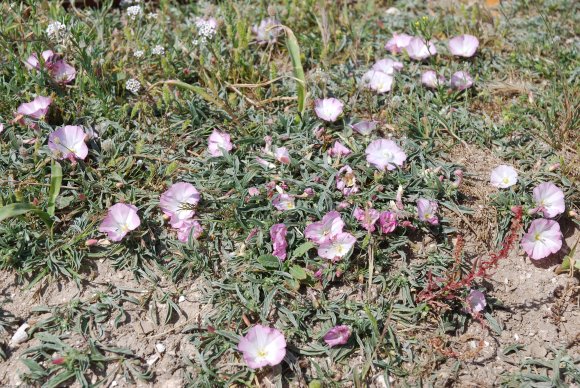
left=47, top=160, right=62, bottom=217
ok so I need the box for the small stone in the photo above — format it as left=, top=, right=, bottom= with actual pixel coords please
left=178, top=295, right=186, bottom=303
left=155, top=343, right=166, bottom=353
left=10, top=323, right=29, bottom=346
left=147, top=354, right=160, bottom=366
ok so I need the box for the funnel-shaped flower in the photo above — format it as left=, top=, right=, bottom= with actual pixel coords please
left=314, top=98, right=344, bottom=122
left=490, top=165, right=518, bottom=188
left=521, top=218, right=562, bottom=260
left=417, top=198, right=439, bottom=225
left=208, top=130, right=233, bottom=157
left=48, top=125, right=88, bottom=160
left=238, top=325, right=286, bottom=369
left=385, top=33, right=412, bottom=54
left=450, top=71, right=474, bottom=90
left=160, top=182, right=201, bottom=228
left=365, top=139, right=406, bottom=171
left=532, top=182, right=565, bottom=218
left=353, top=207, right=380, bottom=232
left=405, top=37, right=437, bottom=60
left=270, top=223, right=288, bottom=261
left=466, top=289, right=486, bottom=313
left=421, top=70, right=445, bottom=88
left=361, top=70, right=393, bottom=93
left=99, top=203, right=141, bottom=242
left=177, top=219, right=203, bottom=243
left=371, top=59, right=403, bottom=75
left=323, top=325, right=351, bottom=347
left=318, top=232, right=356, bottom=261
left=304, top=211, right=345, bottom=244
left=448, top=34, right=479, bottom=57
left=17, top=96, right=52, bottom=119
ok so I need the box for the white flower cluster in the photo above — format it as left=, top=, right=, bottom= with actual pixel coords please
left=147, top=12, right=158, bottom=20
left=194, top=18, right=217, bottom=45
left=152, top=45, right=165, bottom=55
left=125, top=78, right=141, bottom=94
left=127, top=5, right=142, bottom=20
left=133, top=50, right=144, bottom=58
left=46, top=21, right=68, bottom=41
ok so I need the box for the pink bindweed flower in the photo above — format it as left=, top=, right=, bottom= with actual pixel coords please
left=159, top=182, right=201, bottom=228
left=98, top=203, right=141, bottom=242
left=237, top=325, right=286, bottom=369
left=372, top=58, right=403, bottom=75
left=25, top=50, right=55, bottom=70
left=207, top=130, right=233, bottom=157
left=51, top=60, right=76, bottom=83
left=272, top=193, right=295, bottom=211
left=385, top=33, right=413, bottom=54
left=417, top=198, right=439, bottom=225
left=314, top=98, right=344, bottom=122
left=248, top=187, right=261, bottom=197
left=304, top=211, right=345, bottom=244
left=353, top=207, right=380, bottom=232
left=252, top=18, right=282, bottom=44
left=48, top=125, right=88, bottom=160
left=336, top=165, right=359, bottom=196
left=302, top=188, right=315, bottom=198
left=270, top=223, right=288, bottom=261
left=405, top=37, right=437, bottom=60
left=365, top=139, right=406, bottom=171
left=274, top=147, right=291, bottom=164
left=421, top=70, right=445, bottom=88
left=177, top=219, right=203, bottom=243
left=532, top=182, right=565, bottom=218
left=318, top=232, right=356, bottom=261
left=361, top=70, right=393, bottom=93
left=452, top=169, right=464, bottom=188
left=328, top=141, right=351, bottom=157
left=323, top=325, right=351, bottom=347
left=17, top=96, right=52, bottom=119
left=448, top=34, right=479, bottom=58
left=521, top=218, right=562, bottom=260
left=0, top=123, right=3, bottom=134
left=351, top=120, right=377, bottom=135
left=466, top=289, right=486, bottom=314
left=490, top=165, right=518, bottom=188
left=336, top=201, right=350, bottom=211
left=379, top=211, right=398, bottom=234
left=450, top=71, right=474, bottom=91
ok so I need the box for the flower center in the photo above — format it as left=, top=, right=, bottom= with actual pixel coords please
left=502, top=177, right=509, bottom=184
left=335, top=245, right=344, bottom=254
left=257, top=349, right=268, bottom=359
left=382, top=151, right=393, bottom=160
left=534, top=232, right=542, bottom=241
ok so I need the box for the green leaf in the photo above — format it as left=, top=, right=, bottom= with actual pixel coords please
left=280, top=25, right=306, bottom=114
left=47, top=160, right=62, bottom=217
left=289, top=265, right=307, bottom=280
left=257, top=254, right=280, bottom=269
left=292, top=241, right=314, bottom=258
left=0, top=203, right=53, bottom=227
